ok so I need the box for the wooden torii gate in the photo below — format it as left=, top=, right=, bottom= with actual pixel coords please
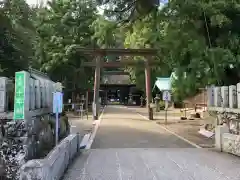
left=77, top=48, right=158, bottom=120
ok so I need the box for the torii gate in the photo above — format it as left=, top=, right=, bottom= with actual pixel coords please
left=77, top=48, right=158, bottom=120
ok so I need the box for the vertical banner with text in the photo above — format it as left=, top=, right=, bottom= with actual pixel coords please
left=13, top=72, right=25, bottom=120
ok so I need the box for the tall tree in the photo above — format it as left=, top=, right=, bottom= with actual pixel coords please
left=34, top=0, right=98, bottom=93
left=92, top=0, right=240, bottom=101
left=96, top=0, right=160, bottom=23
left=0, top=0, right=36, bottom=77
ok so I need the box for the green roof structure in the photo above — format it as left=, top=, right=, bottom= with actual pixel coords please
left=153, top=72, right=176, bottom=91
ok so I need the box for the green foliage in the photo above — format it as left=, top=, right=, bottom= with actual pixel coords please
left=0, top=0, right=36, bottom=77
left=160, top=0, right=240, bottom=100
left=34, top=0, right=98, bottom=90
left=3, top=0, right=240, bottom=103
left=1, top=0, right=99, bottom=94
left=96, top=0, right=158, bottom=23
left=92, top=0, right=240, bottom=101
left=158, top=100, right=166, bottom=110
left=91, top=17, right=118, bottom=48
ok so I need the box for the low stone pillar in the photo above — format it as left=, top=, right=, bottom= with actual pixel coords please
left=129, top=95, right=133, bottom=105
left=154, top=94, right=161, bottom=112
left=215, top=125, right=228, bottom=151
left=140, top=96, right=144, bottom=107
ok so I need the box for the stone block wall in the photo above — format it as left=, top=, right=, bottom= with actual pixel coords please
left=215, top=125, right=240, bottom=156
left=222, top=133, right=240, bottom=156
left=19, top=133, right=80, bottom=180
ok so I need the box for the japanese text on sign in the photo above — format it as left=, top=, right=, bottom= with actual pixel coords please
left=13, top=72, right=25, bottom=120
left=162, top=91, right=171, bottom=101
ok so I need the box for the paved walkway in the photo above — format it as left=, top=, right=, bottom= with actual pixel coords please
left=64, top=148, right=240, bottom=180
left=63, top=105, right=240, bottom=180
left=91, top=105, right=193, bottom=148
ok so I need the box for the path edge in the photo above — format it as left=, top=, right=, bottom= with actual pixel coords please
left=85, top=105, right=106, bottom=149
left=133, top=109, right=202, bottom=149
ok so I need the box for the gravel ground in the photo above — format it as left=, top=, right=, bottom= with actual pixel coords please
left=129, top=106, right=214, bottom=148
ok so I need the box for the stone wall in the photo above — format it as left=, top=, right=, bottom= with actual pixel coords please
left=215, top=125, right=240, bottom=156
left=207, top=80, right=240, bottom=156
left=19, top=133, right=80, bottom=180
left=222, top=133, right=240, bottom=156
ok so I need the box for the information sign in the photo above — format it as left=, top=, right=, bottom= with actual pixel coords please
left=53, top=92, right=63, bottom=113
left=53, top=91, right=63, bottom=145
left=162, top=91, right=171, bottom=101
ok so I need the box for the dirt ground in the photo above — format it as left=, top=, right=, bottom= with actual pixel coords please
left=128, top=106, right=215, bottom=148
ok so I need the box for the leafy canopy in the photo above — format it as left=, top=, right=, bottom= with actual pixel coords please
left=92, top=0, right=240, bottom=101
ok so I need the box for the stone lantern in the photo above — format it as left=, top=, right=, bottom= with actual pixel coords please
left=140, top=96, right=144, bottom=107
left=154, top=94, right=161, bottom=112
left=129, top=94, right=133, bottom=105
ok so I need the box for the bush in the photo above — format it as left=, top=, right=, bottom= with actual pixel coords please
left=159, top=101, right=165, bottom=109
left=158, top=100, right=171, bottom=110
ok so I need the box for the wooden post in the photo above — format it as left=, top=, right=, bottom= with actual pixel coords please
left=145, top=58, right=153, bottom=120
left=93, top=56, right=101, bottom=120
left=105, top=90, right=108, bottom=105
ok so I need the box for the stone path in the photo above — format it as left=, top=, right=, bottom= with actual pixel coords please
left=91, top=105, right=193, bottom=149
left=63, top=105, right=240, bottom=180
left=64, top=148, right=240, bottom=180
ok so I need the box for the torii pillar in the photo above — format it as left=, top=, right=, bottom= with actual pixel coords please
left=145, top=57, right=153, bottom=120
left=93, top=56, right=101, bottom=120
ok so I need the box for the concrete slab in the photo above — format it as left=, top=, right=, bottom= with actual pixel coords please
left=63, top=148, right=240, bottom=180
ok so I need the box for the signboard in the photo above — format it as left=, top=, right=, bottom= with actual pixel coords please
left=162, top=91, right=171, bottom=101
left=53, top=92, right=63, bottom=113
left=162, top=90, right=171, bottom=125
left=14, top=72, right=25, bottom=120
left=53, top=91, right=63, bottom=145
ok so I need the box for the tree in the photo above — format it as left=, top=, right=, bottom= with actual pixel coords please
left=0, top=0, right=36, bottom=77
left=34, top=0, right=98, bottom=93
left=2, top=0, right=240, bottom=103
left=96, top=0, right=160, bottom=23
left=92, top=0, right=240, bottom=101
left=160, top=0, right=240, bottom=100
